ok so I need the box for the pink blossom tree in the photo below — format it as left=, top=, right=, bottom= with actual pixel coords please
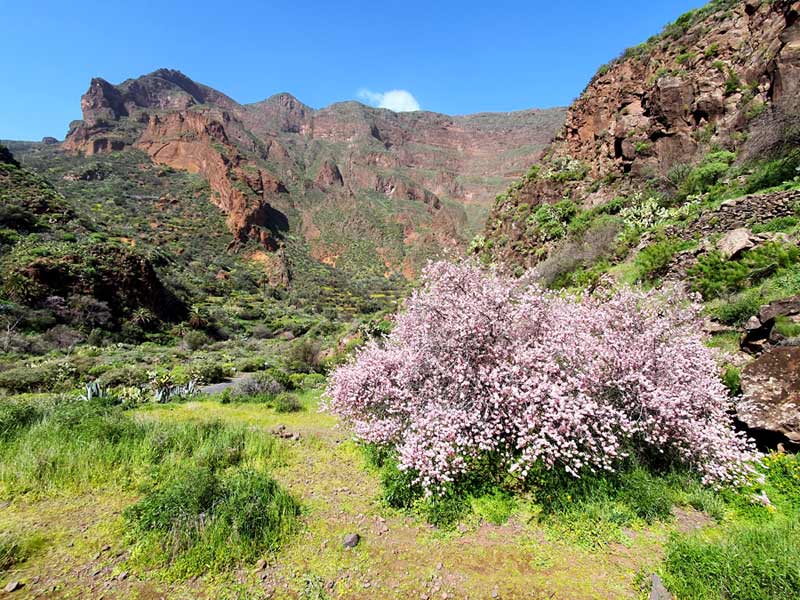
left=326, top=261, right=757, bottom=493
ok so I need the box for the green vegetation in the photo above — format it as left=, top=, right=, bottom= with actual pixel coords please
left=689, top=242, right=800, bottom=300
left=126, top=467, right=299, bottom=577
left=662, top=454, right=800, bottom=599
left=634, top=237, right=693, bottom=282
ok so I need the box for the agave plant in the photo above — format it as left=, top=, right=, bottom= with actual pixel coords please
left=80, top=380, right=112, bottom=401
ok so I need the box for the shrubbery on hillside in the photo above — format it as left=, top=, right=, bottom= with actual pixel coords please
left=327, top=261, right=757, bottom=493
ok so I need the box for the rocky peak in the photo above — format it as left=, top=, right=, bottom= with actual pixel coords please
left=80, top=77, right=128, bottom=125
left=245, top=92, right=312, bottom=134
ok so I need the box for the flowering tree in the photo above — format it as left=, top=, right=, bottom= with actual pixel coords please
left=326, top=261, right=757, bottom=493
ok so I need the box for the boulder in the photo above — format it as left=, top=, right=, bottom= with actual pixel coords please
left=739, top=347, right=800, bottom=443
left=758, top=295, right=800, bottom=324
left=716, top=228, right=754, bottom=259
left=3, top=581, right=23, bottom=593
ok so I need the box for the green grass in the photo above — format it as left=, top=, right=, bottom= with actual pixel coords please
left=0, top=531, right=45, bottom=573
left=0, top=396, right=287, bottom=498
left=0, top=394, right=301, bottom=580
left=125, top=466, right=300, bottom=578
left=662, top=453, right=800, bottom=599
left=664, top=518, right=800, bottom=600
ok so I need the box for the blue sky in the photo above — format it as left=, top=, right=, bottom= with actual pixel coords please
left=2, top=1, right=704, bottom=140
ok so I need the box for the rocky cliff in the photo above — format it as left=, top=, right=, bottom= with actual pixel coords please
left=63, top=69, right=565, bottom=278
left=485, top=0, right=800, bottom=267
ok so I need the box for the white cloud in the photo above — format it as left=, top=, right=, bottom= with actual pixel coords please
left=357, top=88, right=420, bottom=112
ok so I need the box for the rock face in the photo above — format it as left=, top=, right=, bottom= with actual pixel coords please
left=740, top=346, right=800, bottom=443
left=486, top=0, right=800, bottom=267
left=63, top=69, right=565, bottom=277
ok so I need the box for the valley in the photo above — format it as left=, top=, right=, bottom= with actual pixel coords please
left=2, top=1, right=800, bottom=599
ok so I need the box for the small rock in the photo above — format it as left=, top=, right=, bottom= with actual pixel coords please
left=117, top=571, right=128, bottom=581
left=649, top=574, right=671, bottom=600
left=3, top=581, right=23, bottom=593
left=717, top=227, right=754, bottom=259
left=256, top=558, right=267, bottom=570
left=436, top=562, right=443, bottom=570
left=101, top=544, right=111, bottom=552
left=744, top=315, right=763, bottom=331
left=342, top=533, right=360, bottom=548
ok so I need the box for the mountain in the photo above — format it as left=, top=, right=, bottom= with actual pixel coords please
left=484, top=0, right=800, bottom=269
left=60, top=69, right=565, bottom=279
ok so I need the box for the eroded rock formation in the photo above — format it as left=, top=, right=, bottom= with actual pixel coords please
left=63, top=69, right=565, bottom=277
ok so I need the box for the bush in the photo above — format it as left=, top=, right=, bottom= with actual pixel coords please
left=273, top=392, right=302, bottom=413
left=722, top=365, right=741, bottom=396
left=326, top=261, right=756, bottom=493
left=233, top=372, right=284, bottom=398
left=0, top=363, right=72, bottom=393
left=181, top=330, right=210, bottom=351
left=689, top=243, right=800, bottom=299
left=125, top=467, right=300, bottom=576
left=635, top=238, right=692, bottom=282
left=187, top=361, right=227, bottom=385
left=286, top=339, right=322, bottom=373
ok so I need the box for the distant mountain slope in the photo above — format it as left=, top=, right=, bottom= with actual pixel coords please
left=484, top=0, right=800, bottom=268
left=59, top=69, right=565, bottom=279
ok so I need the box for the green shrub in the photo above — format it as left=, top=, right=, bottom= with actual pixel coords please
left=635, top=238, right=692, bottom=282
left=273, top=392, right=302, bottom=413
left=530, top=200, right=579, bottom=241
left=617, top=468, right=674, bottom=523
left=182, top=330, right=210, bottom=351
left=187, top=361, right=227, bottom=385
left=689, top=243, right=800, bottom=299
left=470, top=489, right=516, bottom=525
left=709, top=292, right=762, bottom=325
left=286, top=339, right=322, bottom=374
left=744, top=150, right=800, bottom=194
left=773, top=315, right=800, bottom=338
left=722, top=365, right=742, bottom=396
left=751, top=216, right=799, bottom=234
left=0, top=364, right=66, bottom=393
left=125, top=467, right=300, bottom=577
left=679, top=151, right=736, bottom=198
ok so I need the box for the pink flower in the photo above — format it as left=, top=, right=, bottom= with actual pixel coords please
left=325, top=260, right=758, bottom=493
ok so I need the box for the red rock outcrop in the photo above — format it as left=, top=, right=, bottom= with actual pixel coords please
left=486, top=0, right=800, bottom=267
left=134, top=110, right=287, bottom=248
left=63, top=68, right=565, bottom=277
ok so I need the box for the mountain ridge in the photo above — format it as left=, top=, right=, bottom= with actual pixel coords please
left=60, top=68, right=566, bottom=280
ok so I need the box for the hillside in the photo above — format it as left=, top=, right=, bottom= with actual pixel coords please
left=484, top=0, right=800, bottom=268
left=57, top=70, right=565, bottom=280
left=480, top=0, right=800, bottom=448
